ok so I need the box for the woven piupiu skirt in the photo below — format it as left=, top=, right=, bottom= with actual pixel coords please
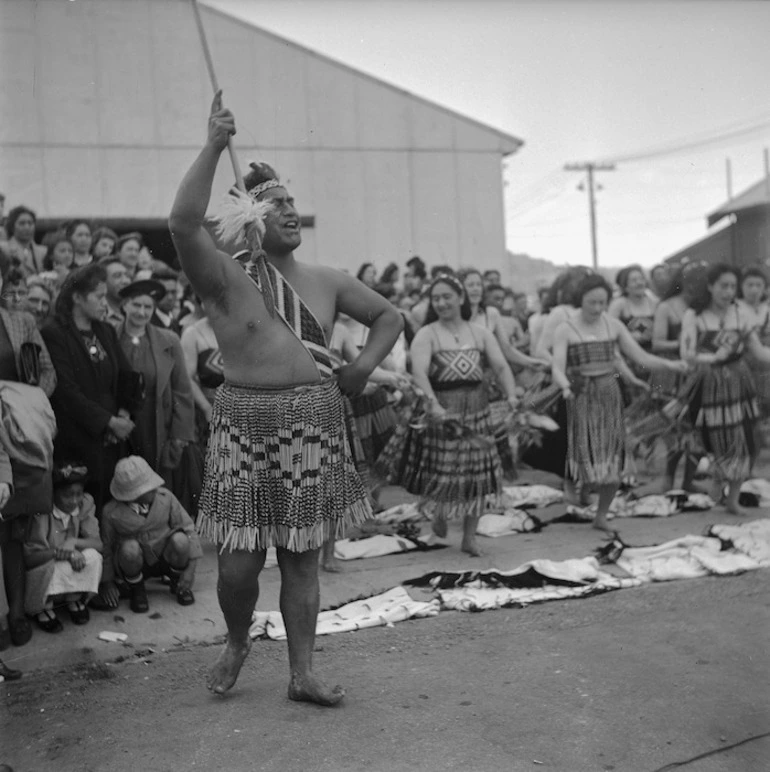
left=672, top=360, right=758, bottom=480
left=198, top=379, right=371, bottom=552
left=375, top=383, right=501, bottom=519
left=349, top=386, right=397, bottom=468
left=566, top=372, right=625, bottom=486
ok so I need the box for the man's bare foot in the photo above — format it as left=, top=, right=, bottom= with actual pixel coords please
left=321, top=555, right=342, bottom=573
left=207, top=639, right=251, bottom=695
left=288, top=672, right=345, bottom=706
left=725, top=501, right=748, bottom=516
left=461, top=536, right=482, bottom=557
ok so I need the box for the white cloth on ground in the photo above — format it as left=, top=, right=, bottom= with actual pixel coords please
left=334, top=534, right=436, bottom=561
left=476, top=509, right=540, bottom=537
left=249, top=586, right=439, bottom=640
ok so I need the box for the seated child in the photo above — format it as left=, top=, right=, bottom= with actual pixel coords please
left=24, top=463, right=103, bottom=633
left=98, top=456, right=202, bottom=613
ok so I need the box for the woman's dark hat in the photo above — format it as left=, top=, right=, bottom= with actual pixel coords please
left=119, top=279, right=166, bottom=302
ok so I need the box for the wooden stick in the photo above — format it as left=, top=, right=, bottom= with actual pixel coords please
left=191, top=0, right=246, bottom=191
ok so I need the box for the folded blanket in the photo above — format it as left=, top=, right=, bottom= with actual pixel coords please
left=602, top=520, right=770, bottom=580
left=741, top=479, right=770, bottom=507
left=489, top=484, right=564, bottom=510
left=556, top=491, right=715, bottom=522
left=404, top=557, right=641, bottom=611
left=476, top=509, right=543, bottom=537
left=249, top=586, right=440, bottom=640
left=334, top=534, right=445, bottom=561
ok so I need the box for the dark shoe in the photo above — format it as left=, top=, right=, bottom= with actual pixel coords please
left=9, top=617, right=32, bottom=647
left=175, top=587, right=195, bottom=606
left=0, top=659, right=22, bottom=681
left=68, top=602, right=90, bottom=626
left=35, top=610, right=63, bottom=634
left=128, top=582, right=149, bottom=613
left=88, top=594, right=113, bottom=611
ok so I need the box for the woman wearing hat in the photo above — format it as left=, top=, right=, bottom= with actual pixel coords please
left=23, top=463, right=103, bottom=632
left=41, top=264, right=142, bottom=512
left=116, top=280, right=195, bottom=508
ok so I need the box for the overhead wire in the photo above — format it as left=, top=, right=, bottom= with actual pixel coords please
left=598, top=112, right=770, bottom=164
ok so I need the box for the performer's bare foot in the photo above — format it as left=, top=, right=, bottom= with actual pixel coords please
left=321, top=555, right=342, bottom=573
left=288, top=672, right=345, bottom=706
left=725, top=501, right=749, bottom=517
left=461, top=536, right=482, bottom=557
left=207, top=639, right=251, bottom=695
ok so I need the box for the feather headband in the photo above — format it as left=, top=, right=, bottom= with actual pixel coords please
left=208, top=187, right=275, bottom=247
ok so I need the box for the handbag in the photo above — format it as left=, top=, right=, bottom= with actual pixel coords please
left=18, top=341, right=41, bottom=386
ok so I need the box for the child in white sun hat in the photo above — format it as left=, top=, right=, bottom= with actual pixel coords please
left=97, top=456, right=202, bottom=613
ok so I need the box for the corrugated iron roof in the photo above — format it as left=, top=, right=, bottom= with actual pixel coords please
left=707, top=175, right=770, bottom=226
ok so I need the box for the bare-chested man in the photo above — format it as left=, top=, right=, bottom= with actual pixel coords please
left=169, top=93, right=403, bottom=706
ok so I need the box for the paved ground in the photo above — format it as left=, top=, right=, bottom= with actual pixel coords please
left=2, top=453, right=769, bottom=771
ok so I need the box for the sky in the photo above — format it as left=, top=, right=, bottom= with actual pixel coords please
left=206, top=0, right=770, bottom=270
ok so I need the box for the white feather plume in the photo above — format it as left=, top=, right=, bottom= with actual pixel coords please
left=208, top=188, right=274, bottom=246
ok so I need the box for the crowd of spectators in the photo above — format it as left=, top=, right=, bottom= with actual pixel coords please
left=2, top=191, right=765, bottom=683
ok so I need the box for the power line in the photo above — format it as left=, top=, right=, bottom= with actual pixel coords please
left=598, top=113, right=770, bottom=165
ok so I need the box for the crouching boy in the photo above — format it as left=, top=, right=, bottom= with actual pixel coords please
left=98, top=456, right=202, bottom=613
left=24, top=463, right=103, bottom=632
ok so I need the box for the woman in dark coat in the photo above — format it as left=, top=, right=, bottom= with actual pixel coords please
left=116, top=280, right=197, bottom=515
left=41, top=264, right=141, bottom=513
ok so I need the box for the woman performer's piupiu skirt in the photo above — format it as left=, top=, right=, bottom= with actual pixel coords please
left=375, top=383, right=501, bottom=520
left=566, top=372, right=625, bottom=486
left=198, top=379, right=371, bottom=552
left=672, top=360, right=759, bottom=480
left=349, top=386, right=397, bottom=468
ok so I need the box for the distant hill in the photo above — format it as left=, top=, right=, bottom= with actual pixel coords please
left=504, top=251, right=564, bottom=296
left=504, top=251, right=617, bottom=298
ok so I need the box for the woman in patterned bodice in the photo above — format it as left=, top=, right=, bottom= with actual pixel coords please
left=738, top=266, right=770, bottom=421
left=680, top=263, right=770, bottom=514
left=551, top=275, right=687, bottom=538
left=376, top=274, right=518, bottom=556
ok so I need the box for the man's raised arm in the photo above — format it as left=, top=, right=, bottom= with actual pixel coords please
left=168, top=91, right=236, bottom=298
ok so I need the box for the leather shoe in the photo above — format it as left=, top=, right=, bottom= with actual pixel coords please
left=129, top=581, right=149, bottom=613
left=176, top=587, right=195, bottom=606
left=36, top=610, right=63, bottom=634
left=9, top=617, right=32, bottom=647
left=0, top=659, right=22, bottom=681
left=68, top=603, right=90, bottom=626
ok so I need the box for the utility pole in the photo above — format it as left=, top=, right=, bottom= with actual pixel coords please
left=564, top=162, right=615, bottom=269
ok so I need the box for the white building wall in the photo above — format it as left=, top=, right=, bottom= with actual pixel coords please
left=0, top=0, right=521, bottom=276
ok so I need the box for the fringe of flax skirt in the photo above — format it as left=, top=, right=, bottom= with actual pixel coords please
left=670, top=360, right=759, bottom=480
left=566, top=372, right=625, bottom=486
left=198, top=379, right=371, bottom=552
left=375, top=383, right=502, bottom=520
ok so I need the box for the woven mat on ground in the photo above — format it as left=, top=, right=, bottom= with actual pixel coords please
left=249, top=586, right=440, bottom=640
left=403, top=558, right=642, bottom=611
